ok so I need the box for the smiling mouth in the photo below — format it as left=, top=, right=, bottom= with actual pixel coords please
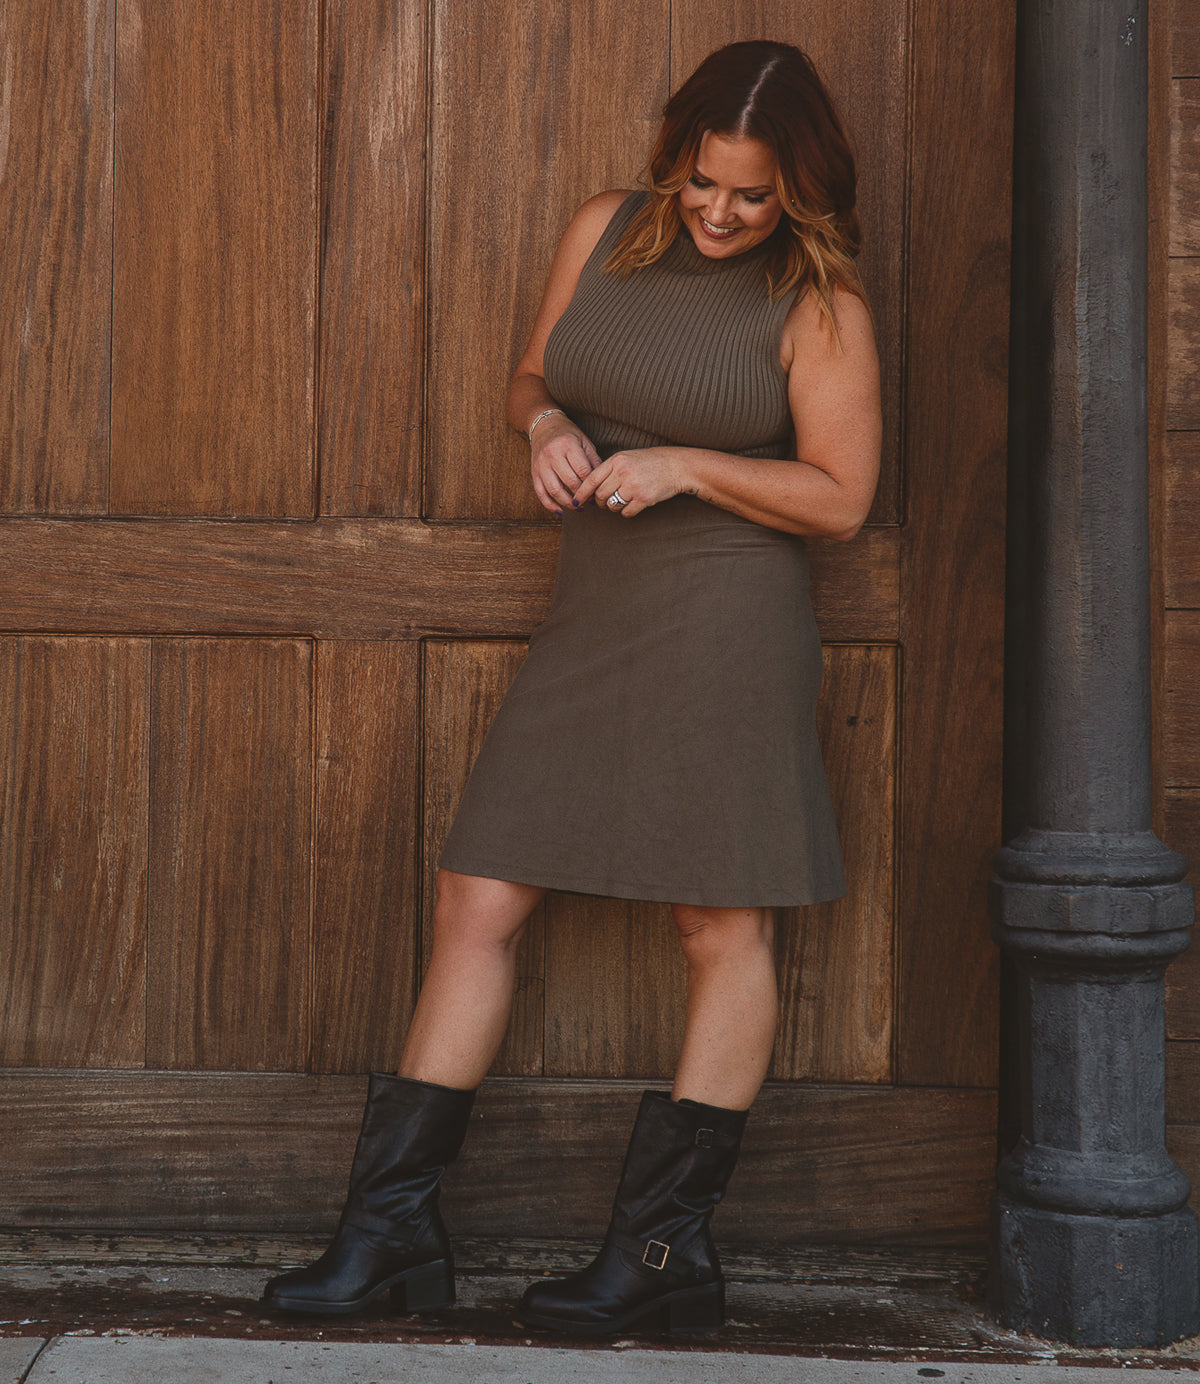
left=699, top=216, right=739, bottom=238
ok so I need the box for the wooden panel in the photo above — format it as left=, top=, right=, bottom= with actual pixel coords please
left=0, top=638, right=148, bottom=1067
left=1167, top=1037, right=1200, bottom=1119
left=426, top=0, right=669, bottom=519
left=897, top=0, right=1011, bottom=1086
left=1164, top=431, right=1200, bottom=607
left=671, top=0, right=907, bottom=525
left=0, top=519, right=898, bottom=642
left=1165, top=612, right=1200, bottom=787
left=147, top=639, right=311, bottom=1070
left=1171, top=80, right=1200, bottom=254
left=1175, top=0, right=1200, bottom=75
left=0, top=1072, right=995, bottom=1244
left=422, top=641, right=546, bottom=1076
left=1168, top=1125, right=1200, bottom=1209
left=543, top=898, right=685, bottom=1079
left=0, top=0, right=113, bottom=513
left=110, top=0, right=318, bottom=515
left=311, top=642, right=421, bottom=1073
left=318, top=0, right=424, bottom=516
left=1165, top=789, right=1200, bottom=1039
left=774, top=645, right=897, bottom=1083
left=1168, top=259, right=1200, bottom=429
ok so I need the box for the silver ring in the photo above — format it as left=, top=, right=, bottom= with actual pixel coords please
left=607, top=490, right=627, bottom=509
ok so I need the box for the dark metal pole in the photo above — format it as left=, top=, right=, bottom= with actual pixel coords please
left=990, top=0, right=1200, bottom=1346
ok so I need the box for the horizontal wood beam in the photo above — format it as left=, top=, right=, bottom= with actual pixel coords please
left=0, top=1073, right=992, bottom=1243
left=0, top=519, right=898, bottom=642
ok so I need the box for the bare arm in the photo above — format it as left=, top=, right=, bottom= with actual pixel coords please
left=574, top=287, right=882, bottom=540
left=506, top=191, right=628, bottom=513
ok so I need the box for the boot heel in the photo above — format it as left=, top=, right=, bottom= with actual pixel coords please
left=391, top=1260, right=455, bottom=1312
left=665, top=1282, right=724, bottom=1331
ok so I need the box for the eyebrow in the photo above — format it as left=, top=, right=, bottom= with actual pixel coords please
left=691, top=169, right=775, bottom=194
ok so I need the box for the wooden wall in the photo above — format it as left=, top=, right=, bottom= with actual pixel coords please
left=1163, top=0, right=1200, bottom=1197
left=0, top=0, right=1011, bottom=1241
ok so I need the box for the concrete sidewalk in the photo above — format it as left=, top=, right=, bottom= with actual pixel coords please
left=6, top=1339, right=1200, bottom=1383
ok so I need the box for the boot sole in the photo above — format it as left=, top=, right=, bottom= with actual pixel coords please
left=264, top=1258, right=455, bottom=1316
left=516, top=1280, right=723, bottom=1337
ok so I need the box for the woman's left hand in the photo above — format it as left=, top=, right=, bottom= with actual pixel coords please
left=573, top=448, right=687, bottom=518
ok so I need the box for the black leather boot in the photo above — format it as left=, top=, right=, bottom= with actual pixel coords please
left=517, top=1089, right=748, bottom=1336
left=262, top=1072, right=475, bottom=1315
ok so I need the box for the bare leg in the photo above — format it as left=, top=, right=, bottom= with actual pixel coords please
left=670, top=904, right=778, bottom=1110
left=399, top=869, right=544, bottom=1090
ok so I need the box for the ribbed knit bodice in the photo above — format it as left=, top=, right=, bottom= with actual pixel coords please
left=543, top=192, right=797, bottom=461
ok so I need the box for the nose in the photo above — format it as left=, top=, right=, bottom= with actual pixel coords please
left=705, top=189, right=734, bottom=224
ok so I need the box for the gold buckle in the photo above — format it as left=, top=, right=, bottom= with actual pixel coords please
left=642, top=1239, right=670, bottom=1271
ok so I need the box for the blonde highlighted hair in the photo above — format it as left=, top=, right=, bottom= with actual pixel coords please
left=605, top=41, right=866, bottom=344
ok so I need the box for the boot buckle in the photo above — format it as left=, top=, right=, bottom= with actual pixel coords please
left=642, top=1239, right=670, bottom=1271
left=695, top=1128, right=714, bottom=1148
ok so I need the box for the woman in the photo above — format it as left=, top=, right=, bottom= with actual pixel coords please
left=263, top=38, right=880, bottom=1336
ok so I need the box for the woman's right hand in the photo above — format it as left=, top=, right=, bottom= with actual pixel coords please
left=529, top=415, right=601, bottom=515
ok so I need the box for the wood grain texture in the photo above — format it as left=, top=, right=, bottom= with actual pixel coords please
left=1168, top=259, right=1200, bottom=429
left=1164, top=431, right=1200, bottom=608
left=426, top=0, right=669, bottom=519
left=0, top=1072, right=995, bottom=1243
left=670, top=0, right=907, bottom=525
left=896, top=0, right=1011, bottom=1087
left=0, top=0, right=113, bottom=513
left=422, top=641, right=546, bottom=1075
left=0, top=638, right=148, bottom=1067
left=318, top=0, right=425, bottom=516
left=1175, top=0, right=1200, bottom=75
left=147, top=639, right=312, bottom=1070
left=110, top=0, right=318, bottom=515
left=543, top=897, right=685, bottom=1080
left=1165, top=612, right=1200, bottom=787
left=1165, top=789, right=1200, bottom=1040
left=311, top=641, right=421, bottom=1073
left=1171, top=80, right=1200, bottom=254
left=773, top=645, right=897, bottom=1083
left=1167, top=1035, right=1200, bottom=1119
left=0, top=519, right=898, bottom=641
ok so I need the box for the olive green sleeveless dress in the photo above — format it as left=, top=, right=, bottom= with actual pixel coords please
left=438, top=193, right=846, bottom=907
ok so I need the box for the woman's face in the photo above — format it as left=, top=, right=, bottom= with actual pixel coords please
left=677, top=131, right=784, bottom=260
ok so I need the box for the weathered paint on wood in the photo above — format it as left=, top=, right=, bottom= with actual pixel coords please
left=425, top=0, right=669, bottom=519
left=896, top=0, right=1011, bottom=1088
left=0, top=1073, right=995, bottom=1243
left=318, top=0, right=425, bottom=517
left=0, top=638, right=148, bottom=1067
left=0, top=519, right=899, bottom=642
left=422, top=641, right=546, bottom=1076
left=146, top=639, right=312, bottom=1070
left=311, top=641, right=421, bottom=1073
left=774, top=644, right=897, bottom=1083
left=110, top=0, right=318, bottom=515
left=0, top=0, right=113, bottom=513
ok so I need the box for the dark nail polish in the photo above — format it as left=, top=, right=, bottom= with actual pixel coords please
left=554, top=508, right=563, bottom=516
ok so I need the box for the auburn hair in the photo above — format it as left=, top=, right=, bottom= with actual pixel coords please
left=605, top=40, right=865, bottom=341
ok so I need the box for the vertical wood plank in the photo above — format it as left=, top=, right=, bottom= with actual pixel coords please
left=897, top=0, right=1011, bottom=1086
left=147, top=638, right=312, bottom=1070
left=773, top=645, right=897, bottom=1083
left=426, top=0, right=670, bottom=519
left=422, top=641, right=545, bottom=1075
left=0, top=637, right=148, bottom=1066
left=1165, top=789, right=1200, bottom=1039
left=1164, top=431, right=1200, bottom=607
left=311, top=641, right=421, bottom=1073
left=1174, top=0, right=1200, bottom=75
left=111, top=0, right=318, bottom=516
left=1165, top=611, right=1200, bottom=786
left=318, top=0, right=425, bottom=516
left=1169, top=79, right=1200, bottom=254
left=0, top=0, right=114, bottom=513
left=670, top=0, right=907, bottom=524
left=543, top=897, right=685, bottom=1080
left=1167, top=259, right=1200, bottom=428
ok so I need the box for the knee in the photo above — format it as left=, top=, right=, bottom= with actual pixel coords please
left=671, top=905, right=774, bottom=969
left=432, top=869, right=535, bottom=953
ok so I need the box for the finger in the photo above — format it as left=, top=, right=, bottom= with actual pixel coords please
left=531, top=475, right=563, bottom=515
left=536, top=465, right=575, bottom=509
left=574, top=462, right=610, bottom=506
left=618, top=496, right=646, bottom=517
left=549, top=454, right=587, bottom=493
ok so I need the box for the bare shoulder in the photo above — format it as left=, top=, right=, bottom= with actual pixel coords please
left=782, top=284, right=877, bottom=370
left=556, top=189, right=634, bottom=264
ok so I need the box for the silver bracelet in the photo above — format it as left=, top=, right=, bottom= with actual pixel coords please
left=526, top=407, right=566, bottom=439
